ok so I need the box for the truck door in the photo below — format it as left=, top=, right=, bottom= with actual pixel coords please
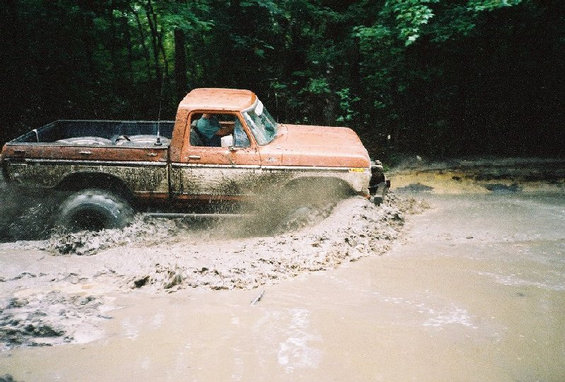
left=170, top=112, right=262, bottom=201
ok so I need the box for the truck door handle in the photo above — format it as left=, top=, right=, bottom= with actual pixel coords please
left=188, top=155, right=201, bottom=160
left=14, top=150, right=26, bottom=155
left=147, top=153, right=158, bottom=157
left=79, top=150, right=92, bottom=155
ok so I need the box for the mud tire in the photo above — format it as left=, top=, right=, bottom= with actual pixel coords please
left=57, top=189, right=134, bottom=232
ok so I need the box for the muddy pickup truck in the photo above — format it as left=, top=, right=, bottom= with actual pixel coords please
left=1, top=88, right=389, bottom=231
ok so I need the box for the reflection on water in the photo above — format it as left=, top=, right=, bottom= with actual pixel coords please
left=1, top=193, right=564, bottom=381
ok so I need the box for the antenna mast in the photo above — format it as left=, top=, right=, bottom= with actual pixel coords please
left=155, top=73, right=165, bottom=146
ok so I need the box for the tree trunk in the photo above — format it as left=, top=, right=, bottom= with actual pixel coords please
left=130, top=5, right=152, bottom=81
left=145, top=0, right=163, bottom=84
left=174, top=28, right=188, bottom=100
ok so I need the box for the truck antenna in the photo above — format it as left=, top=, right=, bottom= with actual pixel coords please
left=155, top=73, right=165, bottom=146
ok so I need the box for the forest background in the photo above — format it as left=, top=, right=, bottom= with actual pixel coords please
left=1, top=0, right=563, bottom=162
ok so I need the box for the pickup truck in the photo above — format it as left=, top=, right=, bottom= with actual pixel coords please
left=1, top=88, right=389, bottom=231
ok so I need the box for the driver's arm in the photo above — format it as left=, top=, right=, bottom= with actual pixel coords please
left=216, top=124, right=234, bottom=137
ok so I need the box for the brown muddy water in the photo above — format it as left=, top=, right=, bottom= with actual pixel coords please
left=1, top=191, right=564, bottom=381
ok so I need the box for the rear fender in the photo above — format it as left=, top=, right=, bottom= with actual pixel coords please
left=56, top=172, right=134, bottom=202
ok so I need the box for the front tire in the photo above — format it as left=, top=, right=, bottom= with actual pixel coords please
left=57, top=189, right=134, bottom=232
left=270, top=179, right=350, bottom=233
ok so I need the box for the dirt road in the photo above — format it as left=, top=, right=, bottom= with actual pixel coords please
left=0, top=159, right=564, bottom=381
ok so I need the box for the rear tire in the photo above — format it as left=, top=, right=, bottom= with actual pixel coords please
left=57, top=189, right=134, bottom=232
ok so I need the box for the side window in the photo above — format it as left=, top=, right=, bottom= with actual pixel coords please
left=189, top=113, right=251, bottom=148
left=189, top=113, right=204, bottom=146
left=233, top=118, right=250, bottom=148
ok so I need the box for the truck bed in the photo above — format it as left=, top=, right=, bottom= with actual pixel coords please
left=12, top=120, right=174, bottom=147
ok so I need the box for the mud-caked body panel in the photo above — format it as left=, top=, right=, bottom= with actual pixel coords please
left=169, top=162, right=370, bottom=199
left=2, top=148, right=170, bottom=198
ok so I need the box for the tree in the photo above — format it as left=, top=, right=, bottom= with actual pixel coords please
left=1, top=0, right=562, bottom=158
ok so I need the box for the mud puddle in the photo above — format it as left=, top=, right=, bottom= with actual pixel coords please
left=390, top=157, right=565, bottom=194
left=0, top=193, right=425, bottom=350
left=1, top=192, right=563, bottom=381
left=0, top=158, right=563, bottom=381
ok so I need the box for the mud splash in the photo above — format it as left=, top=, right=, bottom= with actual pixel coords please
left=0, top=292, right=111, bottom=349
left=36, top=194, right=424, bottom=290
left=0, top=182, right=62, bottom=242
left=0, top=193, right=425, bottom=349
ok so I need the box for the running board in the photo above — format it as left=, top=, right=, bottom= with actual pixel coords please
left=144, top=212, right=252, bottom=219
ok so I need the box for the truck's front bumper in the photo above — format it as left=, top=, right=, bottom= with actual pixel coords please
left=369, top=160, right=390, bottom=205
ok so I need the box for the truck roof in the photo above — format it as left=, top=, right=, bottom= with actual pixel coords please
left=178, top=88, right=257, bottom=112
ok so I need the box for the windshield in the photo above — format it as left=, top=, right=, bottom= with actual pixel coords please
left=242, top=100, right=278, bottom=145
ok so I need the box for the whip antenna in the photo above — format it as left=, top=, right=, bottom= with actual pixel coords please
left=155, top=72, right=165, bottom=146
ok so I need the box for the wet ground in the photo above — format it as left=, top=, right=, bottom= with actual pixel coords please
left=0, top=159, right=564, bottom=381
left=0, top=195, right=419, bottom=350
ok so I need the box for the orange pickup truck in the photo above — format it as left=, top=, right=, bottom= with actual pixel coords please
left=1, top=88, right=389, bottom=231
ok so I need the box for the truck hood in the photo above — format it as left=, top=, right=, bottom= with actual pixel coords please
left=261, top=124, right=371, bottom=168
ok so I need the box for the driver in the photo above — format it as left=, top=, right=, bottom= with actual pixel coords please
left=196, top=113, right=233, bottom=147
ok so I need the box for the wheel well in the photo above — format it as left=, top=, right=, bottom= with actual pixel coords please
left=284, top=176, right=354, bottom=198
left=55, top=173, right=134, bottom=201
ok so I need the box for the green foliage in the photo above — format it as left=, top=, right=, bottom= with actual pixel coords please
left=467, top=0, right=523, bottom=12
left=336, top=88, right=360, bottom=123
left=1, top=0, right=563, bottom=158
left=383, top=0, right=439, bottom=45
left=306, top=78, right=331, bottom=95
